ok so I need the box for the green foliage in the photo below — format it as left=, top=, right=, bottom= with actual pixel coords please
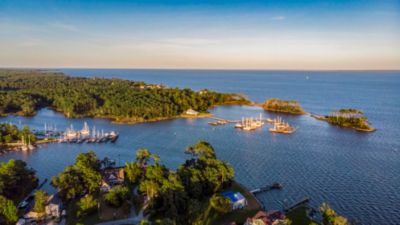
left=0, top=159, right=38, bottom=201
left=185, top=140, right=216, bottom=158
left=52, top=151, right=101, bottom=201
left=320, top=203, right=350, bottom=225
left=104, top=185, right=131, bottom=207
left=178, top=142, right=234, bottom=199
left=263, top=98, right=305, bottom=114
left=76, top=194, right=98, bottom=218
left=33, top=190, right=49, bottom=213
left=0, top=70, right=248, bottom=122
left=125, top=162, right=141, bottom=184
left=130, top=141, right=234, bottom=224
left=0, top=123, right=36, bottom=144
left=0, top=195, right=18, bottom=224
left=209, top=195, right=231, bottom=213
left=326, top=109, right=372, bottom=131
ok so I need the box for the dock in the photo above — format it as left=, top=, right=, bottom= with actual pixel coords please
left=284, top=197, right=311, bottom=212
left=250, top=182, right=283, bottom=194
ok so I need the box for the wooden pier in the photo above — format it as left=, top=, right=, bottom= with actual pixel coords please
left=250, top=182, right=283, bottom=194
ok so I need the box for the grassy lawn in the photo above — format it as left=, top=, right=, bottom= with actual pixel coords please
left=286, top=206, right=319, bottom=225
left=66, top=199, right=103, bottom=225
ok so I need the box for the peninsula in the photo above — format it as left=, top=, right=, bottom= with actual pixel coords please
left=313, top=109, right=376, bottom=132
left=0, top=70, right=249, bottom=124
left=261, top=98, right=306, bottom=115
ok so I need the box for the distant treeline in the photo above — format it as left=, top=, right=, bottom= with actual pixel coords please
left=0, top=70, right=248, bottom=122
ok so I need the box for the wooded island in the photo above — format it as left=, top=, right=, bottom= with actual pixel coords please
left=0, top=70, right=249, bottom=123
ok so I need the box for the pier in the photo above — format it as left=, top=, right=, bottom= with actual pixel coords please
left=250, top=182, right=283, bottom=194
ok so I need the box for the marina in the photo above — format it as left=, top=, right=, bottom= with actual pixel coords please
left=34, top=122, right=119, bottom=144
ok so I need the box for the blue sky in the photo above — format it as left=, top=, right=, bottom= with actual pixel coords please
left=0, top=0, right=399, bottom=69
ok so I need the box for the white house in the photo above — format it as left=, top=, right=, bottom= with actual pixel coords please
left=185, top=109, right=199, bottom=116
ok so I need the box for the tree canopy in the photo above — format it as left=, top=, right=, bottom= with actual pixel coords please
left=0, top=70, right=248, bottom=122
left=52, top=151, right=101, bottom=201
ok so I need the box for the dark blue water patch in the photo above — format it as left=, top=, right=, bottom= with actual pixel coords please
left=1, top=70, right=400, bottom=225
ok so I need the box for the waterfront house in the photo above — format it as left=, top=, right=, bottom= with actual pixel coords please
left=244, top=210, right=286, bottom=225
left=100, top=167, right=125, bottom=192
left=185, top=109, right=199, bottom=116
left=222, top=191, right=247, bottom=210
left=45, top=194, right=63, bottom=218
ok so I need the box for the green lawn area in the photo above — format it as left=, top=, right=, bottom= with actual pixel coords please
left=286, top=206, right=319, bottom=225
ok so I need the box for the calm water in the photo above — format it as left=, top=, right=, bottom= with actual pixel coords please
left=1, top=70, right=400, bottom=225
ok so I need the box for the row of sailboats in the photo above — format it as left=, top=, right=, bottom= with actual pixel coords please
left=59, top=122, right=119, bottom=143
left=234, top=114, right=296, bottom=134
left=235, top=114, right=265, bottom=131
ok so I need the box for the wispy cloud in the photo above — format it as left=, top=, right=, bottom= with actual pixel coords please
left=271, top=16, right=286, bottom=21
left=48, top=22, right=80, bottom=32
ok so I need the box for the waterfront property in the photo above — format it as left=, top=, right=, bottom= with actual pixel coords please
left=222, top=191, right=248, bottom=210
left=244, top=210, right=286, bottom=225
left=100, top=167, right=125, bottom=192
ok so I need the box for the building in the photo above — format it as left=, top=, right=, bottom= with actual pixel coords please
left=185, top=109, right=199, bottom=116
left=222, top=191, right=247, bottom=210
left=45, top=194, right=63, bottom=218
left=244, top=210, right=286, bottom=225
left=100, top=167, right=125, bottom=192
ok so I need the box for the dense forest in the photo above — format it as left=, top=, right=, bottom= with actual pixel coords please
left=0, top=70, right=248, bottom=123
left=262, top=98, right=305, bottom=115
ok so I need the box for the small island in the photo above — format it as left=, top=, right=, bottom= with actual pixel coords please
left=262, top=98, right=306, bottom=115
left=314, top=109, right=375, bottom=132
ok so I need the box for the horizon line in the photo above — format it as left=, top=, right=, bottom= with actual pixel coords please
left=1, top=66, right=399, bottom=72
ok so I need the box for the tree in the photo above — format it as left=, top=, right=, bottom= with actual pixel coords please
left=33, top=190, right=49, bottom=213
left=0, top=195, right=18, bottom=225
left=104, top=185, right=131, bottom=207
left=76, top=194, right=98, bottom=218
left=185, top=141, right=216, bottom=159
left=320, top=203, right=350, bottom=225
left=125, top=162, right=141, bottom=184
left=51, top=152, right=101, bottom=201
left=136, top=148, right=151, bottom=166
left=51, top=166, right=86, bottom=201
left=210, top=195, right=231, bottom=213
left=0, top=159, right=38, bottom=201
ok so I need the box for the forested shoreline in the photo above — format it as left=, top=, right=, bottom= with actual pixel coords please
left=0, top=70, right=249, bottom=123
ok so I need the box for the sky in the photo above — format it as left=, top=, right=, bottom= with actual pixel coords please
left=0, top=0, right=399, bottom=70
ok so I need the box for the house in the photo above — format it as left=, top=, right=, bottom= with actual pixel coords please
left=45, top=194, right=63, bottom=218
left=244, top=210, right=286, bottom=225
left=100, top=167, right=125, bottom=192
left=185, top=109, right=199, bottom=116
left=222, top=191, right=247, bottom=210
